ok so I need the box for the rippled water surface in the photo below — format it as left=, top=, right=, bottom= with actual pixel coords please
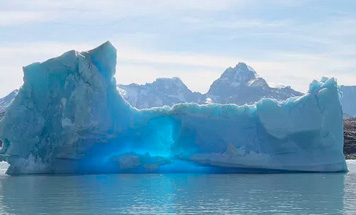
left=0, top=161, right=355, bottom=215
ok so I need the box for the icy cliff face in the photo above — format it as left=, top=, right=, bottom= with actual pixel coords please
left=0, top=42, right=347, bottom=174
left=118, top=77, right=204, bottom=109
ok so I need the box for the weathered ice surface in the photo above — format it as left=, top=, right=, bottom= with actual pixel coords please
left=0, top=42, right=347, bottom=174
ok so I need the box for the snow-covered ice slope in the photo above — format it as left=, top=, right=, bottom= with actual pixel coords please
left=0, top=42, right=347, bottom=174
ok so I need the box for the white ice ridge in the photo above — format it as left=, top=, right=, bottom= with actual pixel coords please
left=0, top=42, right=347, bottom=174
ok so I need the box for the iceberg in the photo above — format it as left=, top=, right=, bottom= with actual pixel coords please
left=0, top=42, right=347, bottom=174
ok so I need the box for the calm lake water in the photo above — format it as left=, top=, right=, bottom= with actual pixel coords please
left=0, top=161, right=355, bottom=215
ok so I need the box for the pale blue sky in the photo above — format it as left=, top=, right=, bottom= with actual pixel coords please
left=0, top=0, right=356, bottom=96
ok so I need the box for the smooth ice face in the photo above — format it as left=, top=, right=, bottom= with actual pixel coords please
left=0, top=42, right=347, bottom=174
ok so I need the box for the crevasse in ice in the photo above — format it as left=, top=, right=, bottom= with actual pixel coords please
left=0, top=42, right=347, bottom=174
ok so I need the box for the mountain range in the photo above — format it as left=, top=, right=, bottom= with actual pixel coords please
left=119, top=62, right=303, bottom=108
left=0, top=63, right=355, bottom=117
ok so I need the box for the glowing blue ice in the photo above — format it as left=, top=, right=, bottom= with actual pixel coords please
left=0, top=42, right=347, bottom=174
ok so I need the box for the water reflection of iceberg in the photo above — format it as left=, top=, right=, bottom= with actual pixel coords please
left=0, top=172, right=348, bottom=214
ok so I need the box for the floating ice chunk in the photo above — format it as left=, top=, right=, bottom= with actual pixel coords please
left=0, top=42, right=347, bottom=174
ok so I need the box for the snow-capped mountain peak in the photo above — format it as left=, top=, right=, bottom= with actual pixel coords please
left=219, top=62, right=258, bottom=85
left=207, top=62, right=302, bottom=105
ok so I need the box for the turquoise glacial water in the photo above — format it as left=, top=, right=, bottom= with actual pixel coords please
left=0, top=161, right=355, bottom=215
